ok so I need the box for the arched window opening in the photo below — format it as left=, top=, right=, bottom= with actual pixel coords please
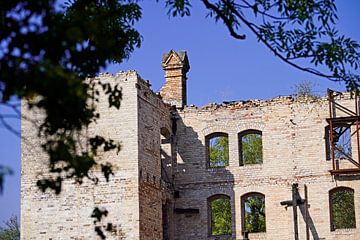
left=160, top=127, right=172, bottom=184
left=241, top=193, right=266, bottom=233
left=206, top=133, right=229, bottom=168
left=239, top=130, right=263, bottom=166
left=329, top=187, right=356, bottom=231
left=208, top=195, right=232, bottom=236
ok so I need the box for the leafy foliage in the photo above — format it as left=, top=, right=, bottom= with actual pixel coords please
left=0, top=0, right=140, bottom=193
left=330, top=188, right=356, bottom=230
left=243, top=195, right=266, bottom=233
left=209, top=135, right=229, bottom=168
left=165, top=0, right=360, bottom=90
left=164, top=0, right=192, bottom=17
left=0, top=0, right=141, bottom=238
left=241, top=132, right=263, bottom=165
left=210, top=197, right=232, bottom=235
left=0, top=215, right=20, bottom=240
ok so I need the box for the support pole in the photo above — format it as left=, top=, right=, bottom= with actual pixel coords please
left=328, top=90, right=336, bottom=171
left=304, top=185, right=309, bottom=240
left=292, top=184, right=299, bottom=240
left=355, top=93, right=360, bottom=166
left=330, top=119, right=335, bottom=171
left=328, top=89, right=333, bottom=118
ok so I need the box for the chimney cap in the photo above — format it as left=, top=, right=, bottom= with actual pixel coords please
left=162, top=49, right=190, bottom=72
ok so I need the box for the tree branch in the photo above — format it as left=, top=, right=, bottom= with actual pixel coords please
left=220, top=0, right=338, bottom=81
left=202, top=0, right=246, bottom=40
left=240, top=0, right=290, bottom=20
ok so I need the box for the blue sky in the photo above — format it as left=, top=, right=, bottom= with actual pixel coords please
left=1, top=0, right=360, bottom=225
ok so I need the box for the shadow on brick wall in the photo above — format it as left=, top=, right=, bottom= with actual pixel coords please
left=172, top=114, right=237, bottom=240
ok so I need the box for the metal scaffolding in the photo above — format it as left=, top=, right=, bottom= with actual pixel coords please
left=327, top=89, right=360, bottom=174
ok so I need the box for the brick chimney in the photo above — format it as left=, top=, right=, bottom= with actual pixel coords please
left=160, top=50, right=190, bottom=109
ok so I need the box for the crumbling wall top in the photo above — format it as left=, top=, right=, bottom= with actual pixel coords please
left=181, top=91, right=354, bottom=113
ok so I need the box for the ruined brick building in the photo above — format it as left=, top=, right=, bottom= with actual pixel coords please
left=21, top=50, right=360, bottom=240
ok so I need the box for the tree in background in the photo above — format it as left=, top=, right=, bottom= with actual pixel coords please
left=209, top=135, right=229, bottom=167
left=330, top=188, right=356, bottom=230
left=0, top=215, right=20, bottom=240
left=210, top=197, right=232, bottom=235
left=0, top=0, right=141, bottom=192
left=243, top=195, right=266, bottom=233
left=241, top=133, right=263, bottom=165
left=1, top=0, right=141, bottom=237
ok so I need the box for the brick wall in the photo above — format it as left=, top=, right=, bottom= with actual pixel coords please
left=173, top=94, right=360, bottom=240
left=21, top=71, right=141, bottom=239
left=137, top=78, right=173, bottom=240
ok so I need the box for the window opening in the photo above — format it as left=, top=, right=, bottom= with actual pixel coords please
left=239, top=130, right=263, bottom=166
left=242, top=193, right=266, bottom=233
left=160, top=127, right=172, bottom=185
left=208, top=195, right=232, bottom=236
left=206, top=133, right=229, bottom=168
left=329, top=187, right=356, bottom=231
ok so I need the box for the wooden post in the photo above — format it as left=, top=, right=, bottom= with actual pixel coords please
left=304, top=185, right=310, bottom=240
left=292, top=184, right=299, bottom=240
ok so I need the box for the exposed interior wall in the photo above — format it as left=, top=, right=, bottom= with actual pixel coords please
left=136, top=78, right=173, bottom=240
